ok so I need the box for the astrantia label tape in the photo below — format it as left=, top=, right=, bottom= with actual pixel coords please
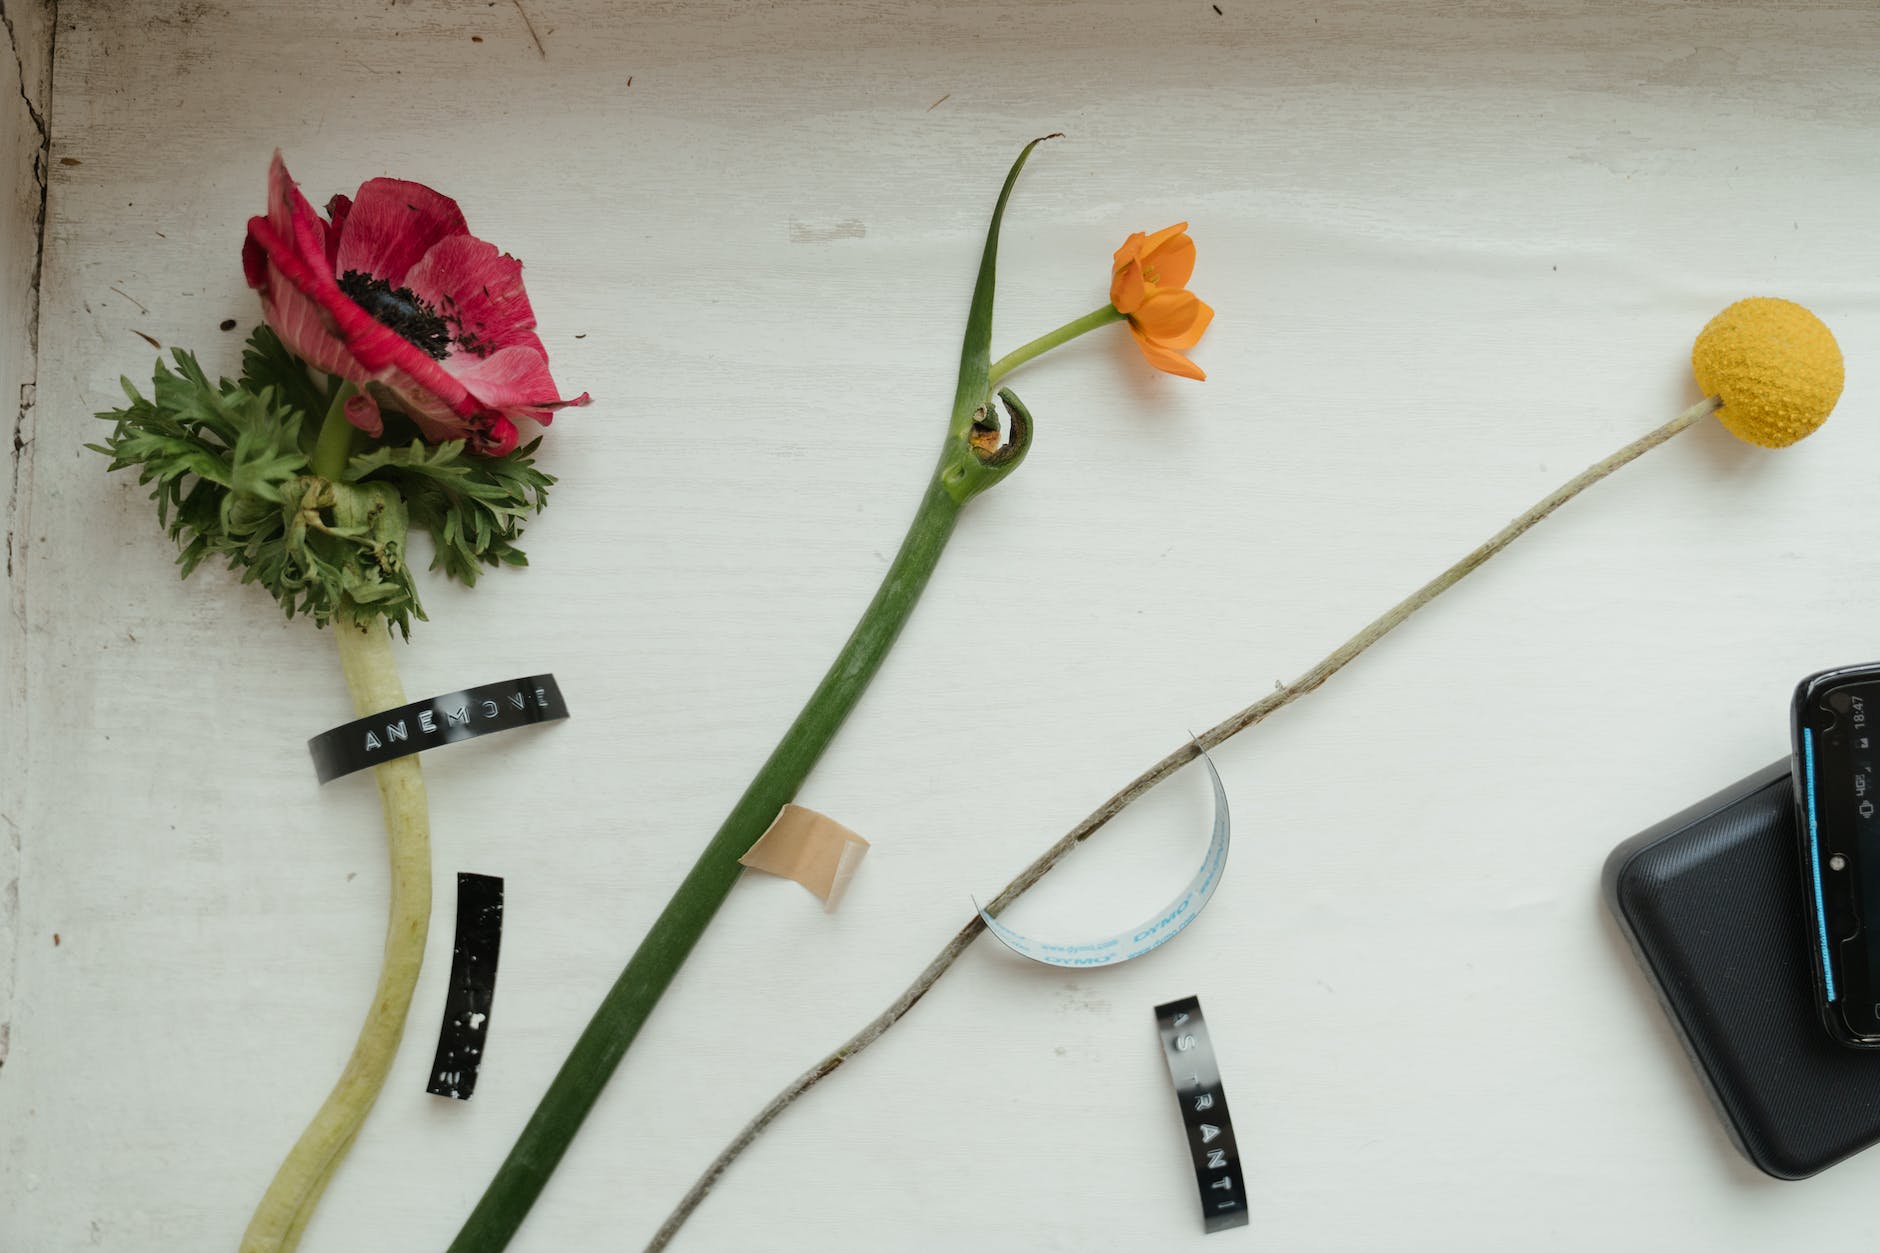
left=976, top=750, right=1230, bottom=968
left=1154, top=995, right=1249, bottom=1234
left=308, top=674, right=567, bottom=783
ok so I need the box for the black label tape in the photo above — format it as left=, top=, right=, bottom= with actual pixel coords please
left=307, top=674, right=567, bottom=783
left=428, top=872, right=504, bottom=1100
left=1153, top=995, right=1250, bottom=1234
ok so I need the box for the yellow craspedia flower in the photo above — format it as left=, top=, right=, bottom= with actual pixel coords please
left=1692, top=297, right=1843, bottom=448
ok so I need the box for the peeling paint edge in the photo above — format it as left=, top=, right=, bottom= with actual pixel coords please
left=2, top=0, right=53, bottom=583
left=0, top=0, right=53, bottom=1076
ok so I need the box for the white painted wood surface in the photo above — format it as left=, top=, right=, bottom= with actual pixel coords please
left=7, top=1, right=1880, bottom=1249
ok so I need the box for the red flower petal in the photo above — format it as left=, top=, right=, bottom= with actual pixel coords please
left=250, top=154, right=588, bottom=450
left=327, top=307, right=478, bottom=418
left=323, top=193, right=352, bottom=271
left=448, top=344, right=588, bottom=423
left=344, top=391, right=385, bottom=438
left=265, top=152, right=298, bottom=242
left=258, top=269, right=360, bottom=380
left=252, top=198, right=481, bottom=433
left=403, top=235, right=542, bottom=359
left=334, top=177, right=470, bottom=286
left=376, top=376, right=473, bottom=444
left=241, top=229, right=268, bottom=289
left=245, top=210, right=360, bottom=379
left=476, top=414, right=520, bottom=457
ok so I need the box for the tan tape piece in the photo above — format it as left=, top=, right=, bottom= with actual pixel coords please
left=739, top=804, right=871, bottom=913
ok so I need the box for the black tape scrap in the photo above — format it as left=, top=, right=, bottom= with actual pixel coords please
left=307, top=674, right=567, bottom=783
left=428, top=872, right=504, bottom=1101
left=1153, top=995, right=1250, bottom=1234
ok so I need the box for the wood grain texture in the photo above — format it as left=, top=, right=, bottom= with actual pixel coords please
left=7, top=1, right=1880, bottom=1250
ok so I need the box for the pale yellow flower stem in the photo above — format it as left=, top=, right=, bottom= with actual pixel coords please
left=240, top=616, right=432, bottom=1252
left=643, top=393, right=1723, bottom=1252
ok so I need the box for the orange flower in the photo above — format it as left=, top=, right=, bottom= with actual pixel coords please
left=1110, top=222, right=1213, bottom=380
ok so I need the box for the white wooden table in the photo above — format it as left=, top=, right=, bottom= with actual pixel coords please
left=6, top=2, right=1880, bottom=1249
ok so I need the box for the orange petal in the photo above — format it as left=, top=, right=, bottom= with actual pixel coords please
left=1138, top=222, right=1190, bottom=260
left=1130, top=289, right=1213, bottom=348
left=1130, top=325, right=1207, bottom=380
left=1160, top=295, right=1213, bottom=350
left=1111, top=260, right=1146, bottom=314
left=1143, top=233, right=1195, bottom=292
left=1111, top=230, right=1148, bottom=271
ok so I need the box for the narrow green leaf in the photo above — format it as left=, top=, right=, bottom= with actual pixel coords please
left=954, top=134, right=1061, bottom=426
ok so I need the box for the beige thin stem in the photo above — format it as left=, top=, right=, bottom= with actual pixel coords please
left=644, top=394, right=1721, bottom=1252
left=240, top=618, right=433, bottom=1252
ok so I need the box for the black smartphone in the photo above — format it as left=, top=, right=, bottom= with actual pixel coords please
left=1605, top=762, right=1880, bottom=1178
left=1791, top=663, right=1880, bottom=1048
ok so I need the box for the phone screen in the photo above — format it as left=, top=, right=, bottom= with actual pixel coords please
left=1796, top=668, right=1880, bottom=1043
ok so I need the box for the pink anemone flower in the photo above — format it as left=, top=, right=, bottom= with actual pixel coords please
left=242, top=153, right=588, bottom=456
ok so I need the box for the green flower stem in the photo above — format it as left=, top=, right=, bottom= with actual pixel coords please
left=988, top=304, right=1125, bottom=385
left=241, top=615, right=432, bottom=1252
left=450, top=474, right=959, bottom=1250
left=447, top=135, right=1058, bottom=1253
left=311, top=380, right=360, bottom=481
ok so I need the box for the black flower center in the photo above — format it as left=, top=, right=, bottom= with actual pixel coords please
left=338, top=270, right=452, bottom=360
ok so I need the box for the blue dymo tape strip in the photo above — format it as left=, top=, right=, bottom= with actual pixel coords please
left=976, top=749, right=1231, bottom=968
